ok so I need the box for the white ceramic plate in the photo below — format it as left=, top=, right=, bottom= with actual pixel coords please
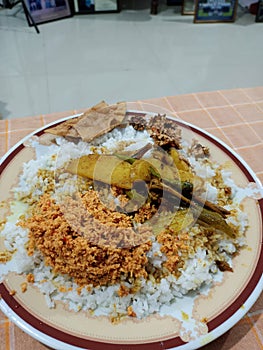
left=0, top=113, right=262, bottom=350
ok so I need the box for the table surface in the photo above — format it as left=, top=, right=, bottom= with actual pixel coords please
left=0, top=87, right=262, bottom=350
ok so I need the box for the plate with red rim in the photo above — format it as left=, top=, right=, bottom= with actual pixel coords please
left=0, top=112, right=262, bottom=350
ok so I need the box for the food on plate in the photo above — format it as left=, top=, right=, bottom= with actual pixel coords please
left=44, top=101, right=126, bottom=142
left=0, top=103, right=254, bottom=340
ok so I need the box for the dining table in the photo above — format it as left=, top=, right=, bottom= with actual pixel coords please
left=0, top=87, right=262, bottom=350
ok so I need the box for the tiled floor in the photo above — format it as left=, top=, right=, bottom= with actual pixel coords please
left=0, top=1, right=262, bottom=119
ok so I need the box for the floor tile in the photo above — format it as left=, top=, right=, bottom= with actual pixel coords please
left=0, top=4, right=262, bottom=119
left=46, top=68, right=178, bottom=113
left=235, top=104, right=263, bottom=123
left=207, top=106, right=244, bottom=127
left=0, top=76, right=49, bottom=119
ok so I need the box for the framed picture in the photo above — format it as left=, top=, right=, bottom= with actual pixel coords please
left=74, top=0, right=120, bottom=14
left=167, top=0, right=182, bottom=4
left=194, top=0, right=238, bottom=23
left=25, top=0, right=73, bottom=25
left=181, top=0, right=195, bottom=15
left=256, top=0, right=263, bottom=22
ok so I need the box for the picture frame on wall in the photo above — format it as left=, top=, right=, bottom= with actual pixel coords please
left=25, top=0, right=73, bottom=25
left=255, top=0, right=263, bottom=22
left=181, top=0, right=195, bottom=15
left=194, top=0, right=238, bottom=23
left=74, top=0, right=120, bottom=14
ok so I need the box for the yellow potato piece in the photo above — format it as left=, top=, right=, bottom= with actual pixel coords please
left=169, top=209, right=194, bottom=232
left=170, top=148, right=191, bottom=172
left=130, top=160, right=152, bottom=183
left=147, top=157, right=178, bottom=182
left=152, top=209, right=194, bottom=236
left=178, top=170, right=194, bottom=183
left=66, top=155, right=152, bottom=189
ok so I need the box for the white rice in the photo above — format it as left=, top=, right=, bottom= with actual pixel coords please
left=0, top=123, right=255, bottom=324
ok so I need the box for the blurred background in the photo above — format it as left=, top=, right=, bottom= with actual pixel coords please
left=0, top=0, right=262, bottom=119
